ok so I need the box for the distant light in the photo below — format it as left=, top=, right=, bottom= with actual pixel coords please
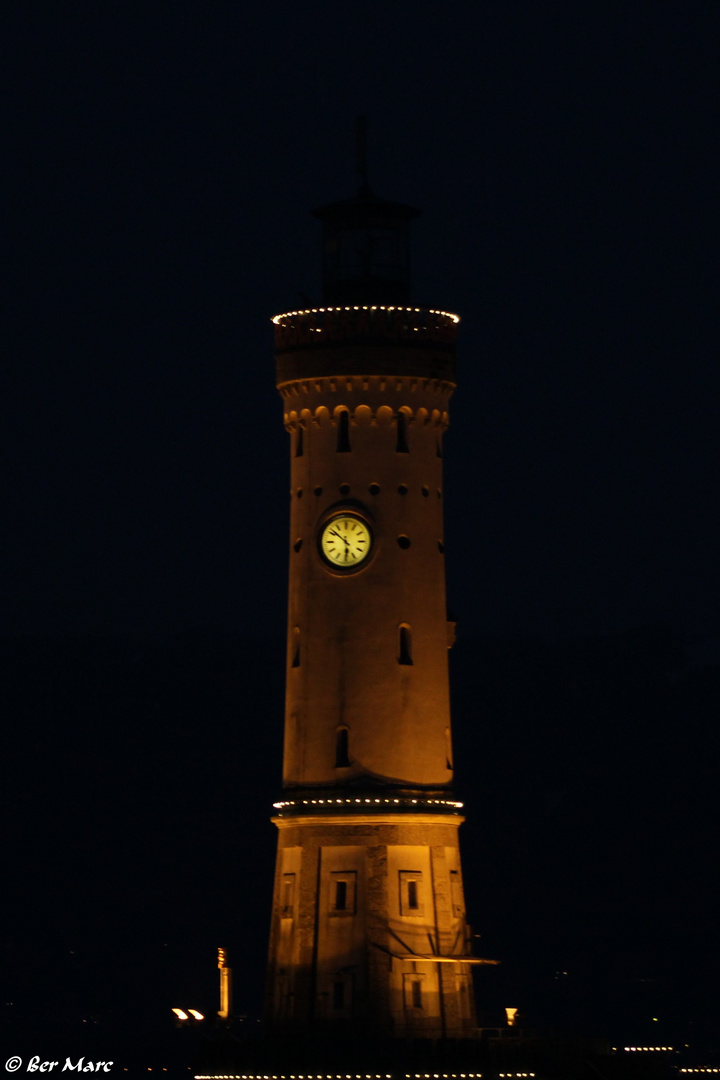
left=624, top=1047, right=674, bottom=1053
left=188, top=1009, right=204, bottom=1020
left=171, top=1008, right=188, bottom=1020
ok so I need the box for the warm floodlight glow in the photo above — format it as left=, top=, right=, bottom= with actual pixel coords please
left=188, top=1009, right=204, bottom=1020
left=505, top=1007, right=518, bottom=1026
left=218, top=956, right=232, bottom=1020
left=172, top=1008, right=188, bottom=1020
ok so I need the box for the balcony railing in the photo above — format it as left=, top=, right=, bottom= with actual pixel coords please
left=272, top=304, right=459, bottom=352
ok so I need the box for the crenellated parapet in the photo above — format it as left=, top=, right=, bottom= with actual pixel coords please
left=279, top=377, right=453, bottom=433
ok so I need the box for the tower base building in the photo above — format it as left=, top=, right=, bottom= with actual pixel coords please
left=267, top=806, right=478, bottom=1044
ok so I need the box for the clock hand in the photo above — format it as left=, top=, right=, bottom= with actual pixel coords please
left=330, top=528, right=349, bottom=546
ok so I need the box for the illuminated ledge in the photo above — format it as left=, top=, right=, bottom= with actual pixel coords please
left=273, top=796, right=463, bottom=817
left=194, top=1074, right=535, bottom=1079
left=272, top=305, right=459, bottom=359
left=272, top=305, right=460, bottom=325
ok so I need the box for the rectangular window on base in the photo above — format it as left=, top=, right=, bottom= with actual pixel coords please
left=403, top=973, right=425, bottom=1011
left=329, top=871, right=356, bottom=915
left=399, top=870, right=424, bottom=917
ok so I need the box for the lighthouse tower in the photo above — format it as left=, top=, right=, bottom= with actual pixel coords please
left=265, top=146, right=482, bottom=1052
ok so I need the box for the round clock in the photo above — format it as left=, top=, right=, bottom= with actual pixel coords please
left=319, top=513, right=372, bottom=570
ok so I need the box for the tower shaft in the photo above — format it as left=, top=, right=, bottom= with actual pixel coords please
left=282, top=372, right=453, bottom=789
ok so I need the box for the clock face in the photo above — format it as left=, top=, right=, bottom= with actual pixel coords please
left=320, top=514, right=372, bottom=569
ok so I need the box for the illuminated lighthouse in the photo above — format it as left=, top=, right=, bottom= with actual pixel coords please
left=264, top=142, right=487, bottom=1051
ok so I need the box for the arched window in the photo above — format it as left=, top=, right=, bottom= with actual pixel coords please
left=398, top=624, right=413, bottom=666
left=396, top=411, right=409, bottom=453
left=445, top=726, right=453, bottom=770
left=335, top=726, right=350, bottom=767
left=336, top=410, right=351, bottom=453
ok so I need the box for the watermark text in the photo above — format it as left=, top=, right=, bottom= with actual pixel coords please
left=4, top=1058, right=114, bottom=1073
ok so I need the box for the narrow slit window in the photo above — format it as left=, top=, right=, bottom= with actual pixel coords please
left=281, top=873, right=296, bottom=917
left=334, top=880, right=347, bottom=911
left=407, top=879, right=419, bottom=910
left=335, top=727, right=350, bottom=767
left=336, top=410, right=351, bottom=453
left=291, top=626, right=300, bottom=668
left=398, top=624, right=413, bottom=666
left=450, top=869, right=464, bottom=916
left=396, top=411, right=409, bottom=453
left=295, top=426, right=304, bottom=457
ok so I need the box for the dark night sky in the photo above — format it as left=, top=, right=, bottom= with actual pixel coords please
left=2, top=1, right=719, bottom=1069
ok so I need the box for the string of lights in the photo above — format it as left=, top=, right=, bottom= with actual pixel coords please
left=272, top=305, right=460, bottom=325
left=272, top=795, right=464, bottom=812
left=193, top=1074, right=535, bottom=1079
